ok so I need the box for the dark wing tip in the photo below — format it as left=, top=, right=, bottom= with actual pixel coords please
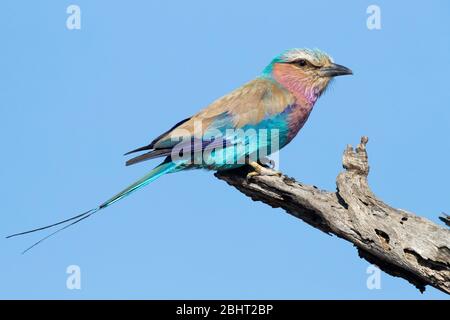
left=125, top=149, right=171, bottom=166
left=124, top=117, right=191, bottom=156
left=124, top=144, right=154, bottom=156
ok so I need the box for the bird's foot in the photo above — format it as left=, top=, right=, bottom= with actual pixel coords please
left=246, top=161, right=282, bottom=180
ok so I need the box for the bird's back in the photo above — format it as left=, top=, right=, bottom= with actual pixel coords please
left=152, top=78, right=296, bottom=148
left=126, top=77, right=307, bottom=170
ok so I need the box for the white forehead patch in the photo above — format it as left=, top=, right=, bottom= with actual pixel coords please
left=281, top=48, right=333, bottom=65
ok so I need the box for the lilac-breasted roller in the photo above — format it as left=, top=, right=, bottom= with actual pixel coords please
left=8, top=48, right=352, bottom=252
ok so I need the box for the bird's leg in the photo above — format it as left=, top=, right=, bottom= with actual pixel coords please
left=246, top=161, right=282, bottom=180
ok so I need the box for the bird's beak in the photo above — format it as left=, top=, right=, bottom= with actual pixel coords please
left=319, top=63, right=353, bottom=77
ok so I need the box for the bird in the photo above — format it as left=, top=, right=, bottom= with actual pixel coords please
left=7, top=48, right=352, bottom=253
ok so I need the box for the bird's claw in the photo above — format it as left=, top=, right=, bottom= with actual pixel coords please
left=246, top=161, right=282, bottom=180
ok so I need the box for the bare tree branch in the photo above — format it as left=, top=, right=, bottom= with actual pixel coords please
left=215, top=137, right=450, bottom=294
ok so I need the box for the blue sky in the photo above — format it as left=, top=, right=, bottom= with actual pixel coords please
left=1, top=0, right=449, bottom=299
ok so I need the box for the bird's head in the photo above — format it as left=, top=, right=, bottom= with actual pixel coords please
left=263, top=48, right=352, bottom=104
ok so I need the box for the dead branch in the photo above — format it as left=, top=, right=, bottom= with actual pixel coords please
left=215, top=137, right=450, bottom=294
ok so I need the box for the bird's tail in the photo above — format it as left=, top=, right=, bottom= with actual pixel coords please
left=6, top=161, right=178, bottom=254
left=99, top=161, right=178, bottom=209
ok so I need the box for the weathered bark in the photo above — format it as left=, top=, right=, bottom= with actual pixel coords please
left=215, top=137, right=450, bottom=294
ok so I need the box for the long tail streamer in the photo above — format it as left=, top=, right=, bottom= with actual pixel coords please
left=6, top=161, right=177, bottom=254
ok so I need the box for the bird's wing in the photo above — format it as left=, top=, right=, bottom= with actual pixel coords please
left=154, top=78, right=294, bottom=146
left=126, top=78, right=295, bottom=164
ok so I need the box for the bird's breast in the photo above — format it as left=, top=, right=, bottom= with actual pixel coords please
left=282, top=102, right=314, bottom=145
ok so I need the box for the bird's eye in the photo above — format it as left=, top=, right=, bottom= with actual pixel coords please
left=296, top=59, right=307, bottom=67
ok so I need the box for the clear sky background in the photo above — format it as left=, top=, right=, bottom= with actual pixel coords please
left=1, top=1, right=449, bottom=299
